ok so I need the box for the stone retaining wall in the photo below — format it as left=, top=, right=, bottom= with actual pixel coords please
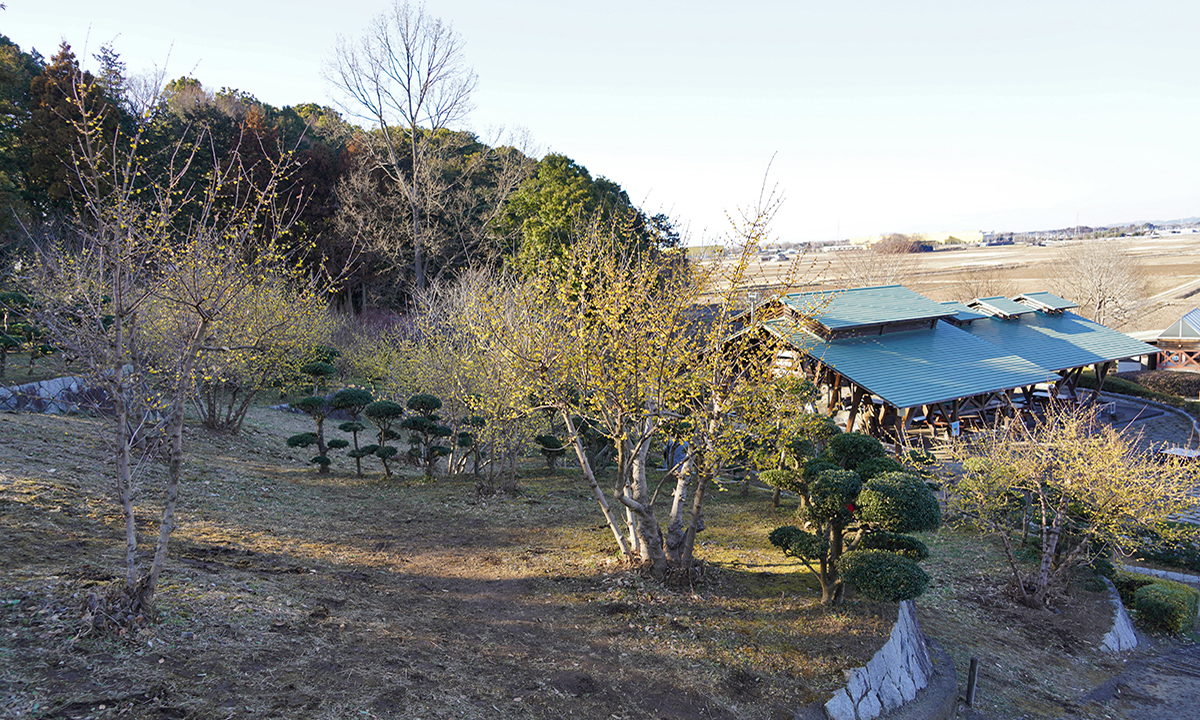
left=822, top=600, right=934, bottom=720
left=0, top=376, right=108, bottom=414
left=1099, top=577, right=1138, bottom=653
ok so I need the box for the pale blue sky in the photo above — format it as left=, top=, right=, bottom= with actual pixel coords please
left=5, top=1, right=1200, bottom=243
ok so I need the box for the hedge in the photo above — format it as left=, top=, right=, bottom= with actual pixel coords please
left=1133, top=581, right=1199, bottom=635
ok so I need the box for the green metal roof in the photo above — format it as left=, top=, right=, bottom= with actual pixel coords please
left=1015, top=291, right=1078, bottom=312
left=766, top=318, right=1055, bottom=409
left=782, top=284, right=954, bottom=331
left=939, top=301, right=988, bottom=323
left=970, top=296, right=1036, bottom=318
left=958, top=311, right=1157, bottom=372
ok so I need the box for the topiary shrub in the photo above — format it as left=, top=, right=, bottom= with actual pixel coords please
left=859, top=530, right=929, bottom=561
left=332, top=388, right=373, bottom=476
left=802, top=457, right=838, bottom=483
left=534, top=434, right=566, bottom=472
left=856, top=455, right=905, bottom=481
left=760, top=468, right=805, bottom=497
left=858, top=471, right=941, bottom=534
left=287, top=432, right=318, bottom=448
left=289, top=396, right=336, bottom=474
left=300, top=361, right=337, bottom=396
left=1133, top=580, right=1200, bottom=634
left=805, top=469, right=862, bottom=528
left=402, top=394, right=452, bottom=478
left=825, top=432, right=885, bottom=471
left=769, top=525, right=829, bottom=562
left=837, top=549, right=930, bottom=602
left=364, top=400, right=405, bottom=478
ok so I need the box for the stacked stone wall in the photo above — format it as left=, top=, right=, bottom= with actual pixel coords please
left=823, top=601, right=933, bottom=720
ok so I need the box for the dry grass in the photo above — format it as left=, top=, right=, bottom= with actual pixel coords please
left=917, top=529, right=1124, bottom=720
left=1, top=408, right=900, bottom=720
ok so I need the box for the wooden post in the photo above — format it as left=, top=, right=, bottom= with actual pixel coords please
left=966, top=657, right=979, bottom=706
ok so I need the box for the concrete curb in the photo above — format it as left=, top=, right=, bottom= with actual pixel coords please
left=1120, top=563, right=1200, bottom=588
left=1095, top=389, right=1200, bottom=442
left=1099, top=576, right=1139, bottom=653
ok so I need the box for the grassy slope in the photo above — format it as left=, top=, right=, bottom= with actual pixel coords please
left=1, top=407, right=901, bottom=720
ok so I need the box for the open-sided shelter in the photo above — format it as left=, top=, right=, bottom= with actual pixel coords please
left=756, top=285, right=1156, bottom=440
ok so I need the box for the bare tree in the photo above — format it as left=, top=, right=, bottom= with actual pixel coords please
left=834, top=233, right=921, bottom=288
left=26, top=69, right=308, bottom=627
left=952, top=262, right=1013, bottom=303
left=327, top=0, right=478, bottom=293
left=1054, top=238, right=1147, bottom=328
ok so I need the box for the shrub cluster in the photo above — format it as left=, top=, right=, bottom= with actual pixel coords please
left=1134, top=582, right=1199, bottom=635
left=768, top=432, right=941, bottom=604
left=1113, top=570, right=1199, bottom=635
left=1117, top=370, right=1200, bottom=399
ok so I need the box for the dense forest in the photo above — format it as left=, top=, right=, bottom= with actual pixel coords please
left=0, top=34, right=678, bottom=311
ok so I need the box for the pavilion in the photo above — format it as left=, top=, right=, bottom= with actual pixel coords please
left=755, top=285, right=1156, bottom=439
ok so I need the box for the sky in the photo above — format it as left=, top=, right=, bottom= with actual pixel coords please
left=5, top=0, right=1200, bottom=244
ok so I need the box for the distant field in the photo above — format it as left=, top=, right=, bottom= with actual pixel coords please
left=707, top=235, right=1200, bottom=333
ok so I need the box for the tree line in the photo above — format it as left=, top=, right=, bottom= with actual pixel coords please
left=0, top=27, right=677, bottom=312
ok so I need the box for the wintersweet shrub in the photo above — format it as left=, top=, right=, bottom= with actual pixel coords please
left=1133, top=581, right=1200, bottom=634
left=859, top=530, right=929, bottom=561
left=837, top=549, right=930, bottom=602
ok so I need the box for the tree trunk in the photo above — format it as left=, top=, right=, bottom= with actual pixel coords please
left=628, top=436, right=668, bottom=576
left=315, top=415, right=329, bottom=475
left=142, top=318, right=210, bottom=612
left=563, top=411, right=629, bottom=555
left=663, top=455, right=692, bottom=565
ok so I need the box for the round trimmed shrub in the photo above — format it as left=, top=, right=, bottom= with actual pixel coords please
left=287, top=432, right=317, bottom=448
left=859, top=530, right=929, bottom=561
left=331, top=388, right=373, bottom=412
left=1134, top=581, right=1200, bottom=634
left=838, top=549, right=930, bottom=602
left=769, top=525, right=828, bottom=561
left=856, top=455, right=905, bottom=481
left=803, top=457, right=838, bottom=483
left=406, top=393, right=443, bottom=415
left=825, top=432, right=885, bottom=471
left=327, top=439, right=350, bottom=450
left=858, top=471, right=941, bottom=533
left=364, top=400, right=405, bottom=421
left=760, top=468, right=805, bottom=495
left=806, top=469, right=862, bottom=526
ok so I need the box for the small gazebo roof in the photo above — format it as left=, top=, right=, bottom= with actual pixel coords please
left=959, top=311, right=1157, bottom=373
left=1158, top=308, right=1200, bottom=341
left=765, top=317, right=1053, bottom=409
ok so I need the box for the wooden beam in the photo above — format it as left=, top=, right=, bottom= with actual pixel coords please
left=845, top=385, right=867, bottom=433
